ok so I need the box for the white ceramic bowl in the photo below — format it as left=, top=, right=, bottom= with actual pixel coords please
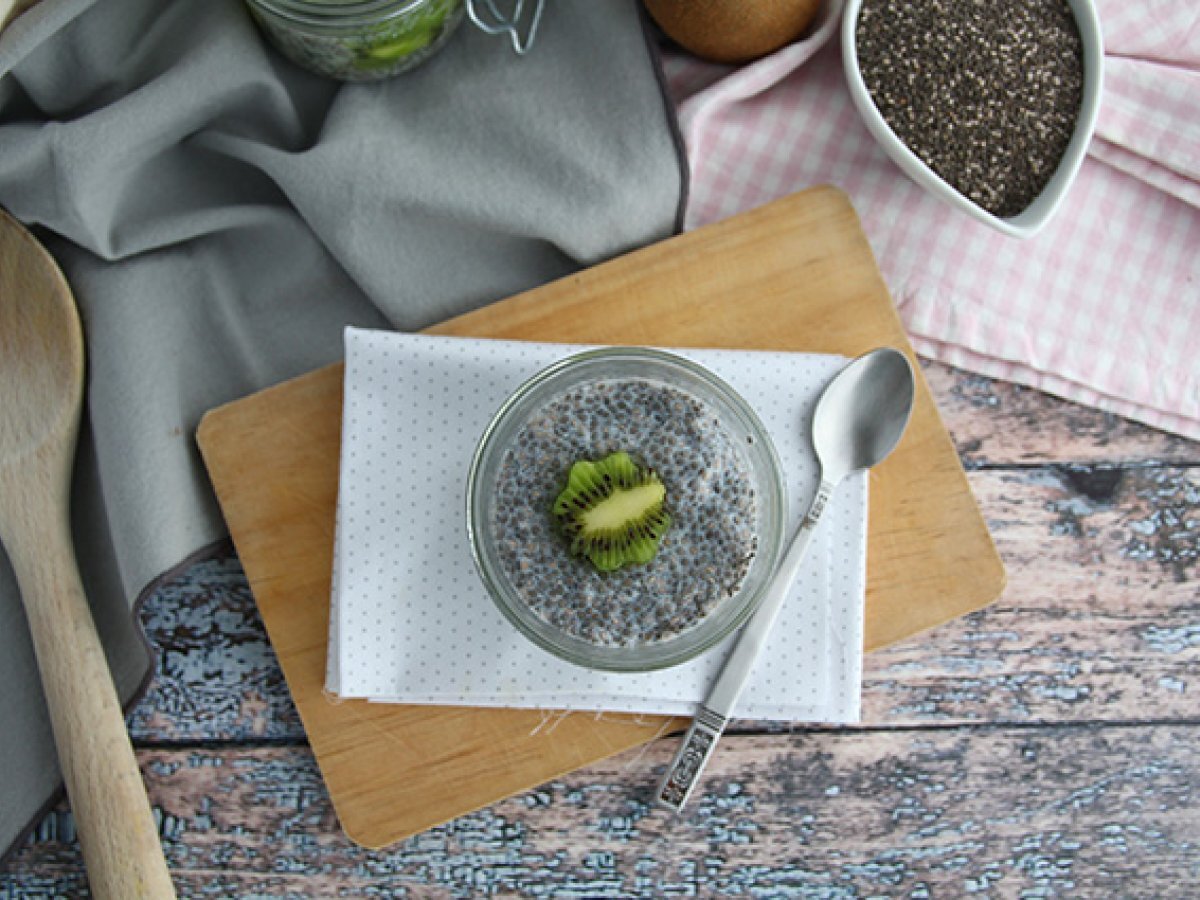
left=842, top=0, right=1104, bottom=238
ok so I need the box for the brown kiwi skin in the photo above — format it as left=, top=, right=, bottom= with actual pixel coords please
left=642, top=0, right=823, bottom=65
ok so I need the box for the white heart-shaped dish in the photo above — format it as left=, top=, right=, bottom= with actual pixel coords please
left=842, top=0, right=1104, bottom=238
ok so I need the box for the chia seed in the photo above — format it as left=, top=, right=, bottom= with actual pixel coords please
left=491, top=378, right=758, bottom=648
left=856, top=0, right=1084, bottom=218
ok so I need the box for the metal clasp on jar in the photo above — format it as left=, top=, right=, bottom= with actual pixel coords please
left=466, top=0, right=544, bottom=55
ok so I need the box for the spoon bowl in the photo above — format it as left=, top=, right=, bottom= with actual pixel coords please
left=813, top=347, right=915, bottom=483
left=0, top=208, right=175, bottom=897
left=0, top=225, right=82, bottom=457
left=658, top=347, right=916, bottom=812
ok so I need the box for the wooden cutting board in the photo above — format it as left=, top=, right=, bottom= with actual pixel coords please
left=197, top=186, right=1004, bottom=849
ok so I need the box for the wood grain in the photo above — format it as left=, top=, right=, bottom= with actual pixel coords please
left=195, top=187, right=1003, bottom=850
left=0, top=210, right=176, bottom=898
left=10, top=725, right=1200, bottom=897
left=195, top=363, right=688, bottom=851
left=925, top=362, right=1198, bottom=466
left=0, top=6, right=1193, bottom=888
left=120, top=457, right=1199, bottom=745
left=4, top=359, right=1198, bottom=896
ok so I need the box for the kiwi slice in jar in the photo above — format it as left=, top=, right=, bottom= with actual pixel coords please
left=551, top=451, right=671, bottom=573
left=353, top=0, right=456, bottom=70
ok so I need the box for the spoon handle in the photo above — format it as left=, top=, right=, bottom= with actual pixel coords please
left=656, top=479, right=835, bottom=812
left=1, top=473, right=176, bottom=898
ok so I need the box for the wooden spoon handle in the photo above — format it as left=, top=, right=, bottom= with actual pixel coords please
left=3, top=477, right=176, bottom=899
left=0, top=0, right=40, bottom=33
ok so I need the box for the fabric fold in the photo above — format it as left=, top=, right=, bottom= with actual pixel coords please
left=662, top=0, right=1200, bottom=440
left=1094, top=56, right=1200, bottom=208
left=0, top=0, right=685, bottom=862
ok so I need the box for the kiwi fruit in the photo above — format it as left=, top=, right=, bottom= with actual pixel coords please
left=551, top=451, right=671, bottom=572
left=643, top=0, right=823, bottom=64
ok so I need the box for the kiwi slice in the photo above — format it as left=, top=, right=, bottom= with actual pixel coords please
left=551, top=451, right=671, bottom=572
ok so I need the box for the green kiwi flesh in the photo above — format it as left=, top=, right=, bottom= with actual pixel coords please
left=551, top=451, right=671, bottom=572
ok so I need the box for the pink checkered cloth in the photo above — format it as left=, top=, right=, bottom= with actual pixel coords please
left=662, top=0, right=1200, bottom=440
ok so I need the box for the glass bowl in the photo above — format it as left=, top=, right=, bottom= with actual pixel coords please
left=466, top=347, right=787, bottom=672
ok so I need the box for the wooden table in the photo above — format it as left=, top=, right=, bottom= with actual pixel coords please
left=2, top=359, right=1196, bottom=896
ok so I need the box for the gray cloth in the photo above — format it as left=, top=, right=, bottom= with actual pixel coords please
left=0, top=0, right=683, bottom=860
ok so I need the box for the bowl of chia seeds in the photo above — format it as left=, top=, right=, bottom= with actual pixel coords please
left=842, top=0, right=1104, bottom=238
left=466, top=347, right=788, bottom=672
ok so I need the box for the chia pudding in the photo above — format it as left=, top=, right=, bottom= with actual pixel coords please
left=246, top=0, right=465, bottom=82
left=491, top=377, right=759, bottom=648
left=856, top=0, right=1085, bottom=218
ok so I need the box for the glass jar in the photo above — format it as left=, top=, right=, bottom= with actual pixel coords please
left=245, top=0, right=467, bottom=82
left=466, top=348, right=787, bottom=672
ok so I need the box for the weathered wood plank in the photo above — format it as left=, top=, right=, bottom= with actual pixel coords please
left=863, top=462, right=1200, bottom=725
left=925, top=362, right=1198, bottom=466
left=10, top=359, right=1177, bottom=897
left=127, top=549, right=302, bottom=742
left=126, top=460, right=1199, bottom=743
left=4, top=728, right=1198, bottom=897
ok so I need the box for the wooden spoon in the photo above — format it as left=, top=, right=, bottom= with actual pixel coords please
left=0, top=209, right=175, bottom=898
left=1, top=0, right=40, bottom=33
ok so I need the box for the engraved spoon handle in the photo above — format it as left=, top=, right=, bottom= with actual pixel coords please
left=656, top=478, right=835, bottom=812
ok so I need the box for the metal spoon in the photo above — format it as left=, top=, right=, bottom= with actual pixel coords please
left=657, top=347, right=916, bottom=812
left=0, top=209, right=176, bottom=897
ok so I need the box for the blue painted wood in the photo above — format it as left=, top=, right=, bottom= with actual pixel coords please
left=125, top=553, right=303, bottom=744
left=2, top=361, right=1198, bottom=897
left=5, top=727, right=1198, bottom=897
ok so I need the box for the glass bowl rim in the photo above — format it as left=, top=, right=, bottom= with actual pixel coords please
left=465, top=345, right=788, bottom=673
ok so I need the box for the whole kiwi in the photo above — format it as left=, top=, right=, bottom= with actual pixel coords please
left=643, top=0, right=823, bottom=64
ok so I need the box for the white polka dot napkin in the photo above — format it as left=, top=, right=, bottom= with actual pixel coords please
left=326, top=329, right=869, bottom=724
